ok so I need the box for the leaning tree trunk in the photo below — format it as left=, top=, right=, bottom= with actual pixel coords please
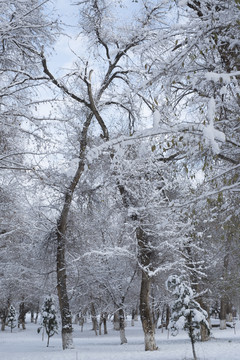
left=55, top=115, right=92, bottom=350
left=137, top=226, right=157, bottom=351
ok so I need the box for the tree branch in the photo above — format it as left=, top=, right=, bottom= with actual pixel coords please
left=40, top=48, right=91, bottom=109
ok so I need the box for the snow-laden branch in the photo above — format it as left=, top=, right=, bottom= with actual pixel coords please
left=73, top=246, right=135, bottom=263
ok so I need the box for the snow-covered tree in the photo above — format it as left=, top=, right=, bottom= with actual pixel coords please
left=0, top=0, right=58, bottom=333
left=146, top=0, right=240, bottom=188
left=40, top=296, right=58, bottom=347
left=167, top=275, right=210, bottom=360
left=38, top=0, right=175, bottom=350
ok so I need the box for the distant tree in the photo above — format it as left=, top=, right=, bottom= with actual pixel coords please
left=40, top=296, right=58, bottom=347
left=167, top=275, right=210, bottom=360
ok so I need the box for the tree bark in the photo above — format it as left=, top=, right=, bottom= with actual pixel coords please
left=56, top=228, right=74, bottom=349
left=131, top=309, right=135, bottom=326
left=99, top=312, right=108, bottom=334
left=197, top=299, right=210, bottom=341
left=220, top=296, right=227, bottom=330
left=0, top=303, right=9, bottom=331
left=139, top=270, right=157, bottom=350
left=113, top=312, right=120, bottom=330
left=188, top=312, right=197, bottom=360
left=137, top=226, right=157, bottom=351
left=18, top=302, right=26, bottom=330
left=90, top=302, right=98, bottom=335
left=119, top=307, right=127, bottom=344
left=165, top=304, right=170, bottom=330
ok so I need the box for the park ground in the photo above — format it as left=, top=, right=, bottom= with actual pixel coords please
left=0, top=316, right=240, bottom=360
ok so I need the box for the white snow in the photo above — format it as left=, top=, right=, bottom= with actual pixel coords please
left=1, top=316, right=240, bottom=360
left=203, top=97, right=226, bottom=154
left=152, top=110, right=161, bottom=129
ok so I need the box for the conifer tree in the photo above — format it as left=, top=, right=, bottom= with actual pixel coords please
left=40, top=296, right=58, bottom=347
left=7, top=305, right=16, bottom=333
left=166, top=275, right=210, bottom=360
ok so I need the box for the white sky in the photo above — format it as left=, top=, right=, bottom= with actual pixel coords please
left=47, top=0, right=80, bottom=73
left=46, top=0, right=147, bottom=73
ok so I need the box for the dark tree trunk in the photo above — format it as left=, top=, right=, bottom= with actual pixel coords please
left=199, top=300, right=210, bottom=341
left=18, top=302, right=26, bottom=330
left=113, top=312, right=120, bottom=330
left=31, top=309, right=34, bottom=323
left=131, top=309, right=135, bottom=326
left=100, top=312, right=108, bottom=334
left=0, top=303, right=9, bottom=331
left=188, top=312, right=197, bottom=360
left=165, top=304, right=170, bottom=330
left=220, top=296, right=227, bottom=330
left=34, top=303, right=39, bottom=324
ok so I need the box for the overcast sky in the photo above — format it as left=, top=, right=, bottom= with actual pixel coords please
left=47, top=0, right=142, bottom=73
left=47, top=0, right=80, bottom=73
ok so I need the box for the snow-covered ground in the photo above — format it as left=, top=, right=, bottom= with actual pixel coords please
left=1, top=317, right=240, bottom=360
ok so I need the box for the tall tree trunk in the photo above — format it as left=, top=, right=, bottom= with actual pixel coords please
left=56, top=115, right=92, bottom=349
left=137, top=226, right=157, bottom=351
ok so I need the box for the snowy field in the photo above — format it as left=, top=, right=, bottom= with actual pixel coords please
left=1, top=317, right=240, bottom=360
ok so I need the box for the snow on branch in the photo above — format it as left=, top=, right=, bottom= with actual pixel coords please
left=73, top=246, right=135, bottom=263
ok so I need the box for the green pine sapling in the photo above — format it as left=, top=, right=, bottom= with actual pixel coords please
left=38, top=296, right=58, bottom=347
left=7, top=305, right=16, bottom=333
left=166, top=275, right=210, bottom=360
